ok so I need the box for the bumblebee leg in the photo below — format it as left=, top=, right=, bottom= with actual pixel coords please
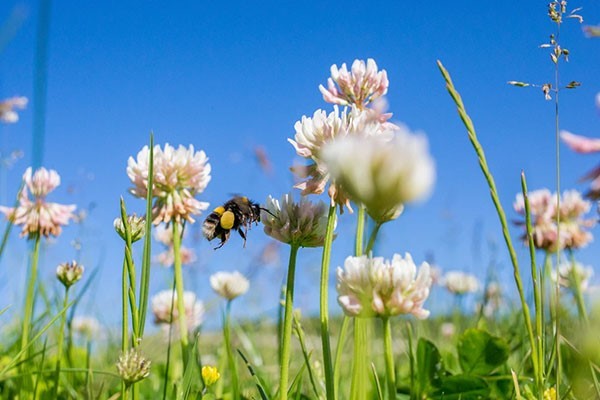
left=213, top=231, right=230, bottom=250
left=237, top=228, right=247, bottom=247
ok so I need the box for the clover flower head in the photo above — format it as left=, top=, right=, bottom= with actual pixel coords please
left=127, top=144, right=211, bottom=224
left=319, top=59, right=388, bottom=108
left=513, top=188, right=594, bottom=251
left=321, top=127, right=435, bottom=222
left=116, top=348, right=151, bottom=385
left=552, top=261, right=593, bottom=293
left=71, top=316, right=101, bottom=339
left=210, top=271, right=250, bottom=301
left=262, top=193, right=330, bottom=248
left=56, top=260, right=84, bottom=288
left=0, top=167, right=76, bottom=239
left=151, top=290, right=204, bottom=331
left=442, top=271, right=480, bottom=295
left=336, top=253, right=432, bottom=319
left=0, top=96, right=27, bottom=123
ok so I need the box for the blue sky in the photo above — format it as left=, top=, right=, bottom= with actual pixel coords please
left=1, top=1, right=600, bottom=328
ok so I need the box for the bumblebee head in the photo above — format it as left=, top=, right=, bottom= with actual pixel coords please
left=220, top=210, right=235, bottom=230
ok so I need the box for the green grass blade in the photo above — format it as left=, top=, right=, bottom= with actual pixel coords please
left=0, top=305, right=10, bottom=316
left=370, top=363, right=384, bottom=400
left=293, top=313, right=323, bottom=399
left=1, top=299, right=75, bottom=377
left=138, top=132, right=154, bottom=337
left=238, top=349, right=270, bottom=400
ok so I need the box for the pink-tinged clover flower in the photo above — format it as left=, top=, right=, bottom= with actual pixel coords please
left=0, top=167, right=76, bottom=239
left=127, top=144, right=211, bottom=225
left=514, top=189, right=594, bottom=252
left=561, top=131, right=600, bottom=199
left=319, top=59, right=388, bottom=108
left=0, top=96, right=27, bottom=124
left=336, top=253, right=432, bottom=319
left=153, top=223, right=197, bottom=267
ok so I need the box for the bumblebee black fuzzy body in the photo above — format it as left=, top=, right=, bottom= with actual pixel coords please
left=202, top=196, right=262, bottom=249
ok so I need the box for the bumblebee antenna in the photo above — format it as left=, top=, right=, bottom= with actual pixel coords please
left=260, top=207, right=277, bottom=218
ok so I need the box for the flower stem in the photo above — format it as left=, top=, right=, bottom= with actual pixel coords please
left=366, top=222, right=382, bottom=255
left=21, top=233, right=41, bottom=367
left=333, top=315, right=350, bottom=398
left=52, top=286, right=70, bottom=397
left=121, top=256, right=129, bottom=399
left=382, top=317, right=396, bottom=400
left=355, top=205, right=365, bottom=256
left=319, top=205, right=336, bottom=400
left=172, top=221, right=189, bottom=366
left=225, top=300, right=240, bottom=400
left=280, top=245, right=299, bottom=400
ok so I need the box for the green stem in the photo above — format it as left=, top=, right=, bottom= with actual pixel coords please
left=121, top=256, right=128, bottom=399
left=382, top=318, right=395, bottom=400
left=172, top=221, right=189, bottom=366
left=279, top=245, right=299, bottom=400
left=355, top=205, right=365, bottom=256
left=52, top=287, right=70, bottom=397
left=366, top=222, right=382, bottom=255
left=225, top=300, right=240, bottom=400
left=21, top=233, right=41, bottom=366
left=333, top=316, right=350, bottom=399
left=319, top=205, right=337, bottom=400
left=569, top=252, right=588, bottom=324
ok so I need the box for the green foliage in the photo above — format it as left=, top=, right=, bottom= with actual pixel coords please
left=458, top=328, right=509, bottom=375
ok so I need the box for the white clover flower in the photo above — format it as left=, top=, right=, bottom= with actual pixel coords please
left=56, top=260, right=84, bottom=288
left=442, top=271, right=480, bottom=295
left=319, top=59, right=388, bottom=108
left=116, top=348, right=151, bottom=385
left=127, top=144, right=211, bottom=224
left=336, top=253, right=432, bottom=319
left=289, top=104, right=398, bottom=212
left=0, top=96, right=27, bottom=123
left=321, top=127, right=435, bottom=222
left=262, top=193, right=330, bottom=248
left=71, top=316, right=101, bottom=339
left=114, top=214, right=146, bottom=243
left=440, top=322, right=456, bottom=338
left=0, top=167, right=76, bottom=239
left=210, top=271, right=250, bottom=301
left=551, top=261, right=594, bottom=293
left=153, top=223, right=196, bottom=267
left=151, top=290, right=204, bottom=332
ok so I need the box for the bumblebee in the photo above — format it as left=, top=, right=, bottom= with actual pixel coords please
left=202, top=196, right=265, bottom=249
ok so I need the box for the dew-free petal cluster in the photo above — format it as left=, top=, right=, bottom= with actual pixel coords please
left=56, top=260, right=84, bottom=288
left=151, top=290, right=205, bottom=331
left=153, top=224, right=196, bottom=267
left=0, top=167, right=76, bottom=239
left=210, top=271, right=250, bottom=301
left=262, top=193, right=330, bottom=248
left=336, top=253, right=432, bottom=319
left=321, top=128, right=435, bottom=222
left=442, top=271, right=480, bottom=295
left=514, top=189, right=594, bottom=251
left=127, top=144, right=211, bottom=224
left=71, top=316, right=101, bottom=339
left=319, top=59, right=388, bottom=108
left=114, top=214, right=146, bottom=243
left=0, top=96, right=27, bottom=123
left=116, top=348, right=151, bottom=385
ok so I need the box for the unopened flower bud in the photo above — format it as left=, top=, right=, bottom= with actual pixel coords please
left=56, top=261, right=84, bottom=288
left=114, top=214, right=146, bottom=243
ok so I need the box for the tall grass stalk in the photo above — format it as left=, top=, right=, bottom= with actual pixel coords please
left=20, top=233, right=41, bottom=369
left=319, top=204, right=336, bottom=400
left=51, top=286, right=70, bottom=397
left=437, top=60, right=541, bottom=391
left=279, top=244, right=299, bottom=400
left=172, top=220, right=189, bottom=367
left=224, top=300, right=240, bottom=400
